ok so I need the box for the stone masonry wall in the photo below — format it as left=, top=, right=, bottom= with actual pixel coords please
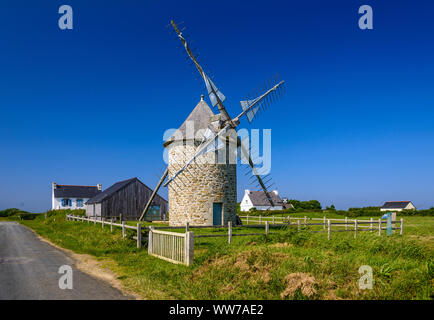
left=167, top=142, right=237, bottom=226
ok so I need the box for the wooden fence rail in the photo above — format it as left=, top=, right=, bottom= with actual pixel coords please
left=66, top=214, right=143, bottom=248
left=148, top=228, right=194, bottom=266
left=235, top=216, right=403, bottom=240
left=66, top=214, right=404, bottom=266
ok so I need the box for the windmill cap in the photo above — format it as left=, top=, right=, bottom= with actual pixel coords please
left=163, top=99, right=218, bottom=147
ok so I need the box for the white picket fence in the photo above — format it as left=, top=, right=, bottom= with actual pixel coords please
left=148, top=228, right=194, bottom=266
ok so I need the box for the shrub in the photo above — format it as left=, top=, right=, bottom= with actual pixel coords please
left=0, top=208, right=28, bottom=217
left=18, top=213, right=42, bottom=220
left=289, top=200, right=322, bottom=210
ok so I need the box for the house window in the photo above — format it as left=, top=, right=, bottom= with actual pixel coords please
left=62, top=199, right=71, bottom=207
left=77, top=199, right=83, bottom=207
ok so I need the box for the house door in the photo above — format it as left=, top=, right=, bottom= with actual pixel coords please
left=213, top=203, right=222, bottom=226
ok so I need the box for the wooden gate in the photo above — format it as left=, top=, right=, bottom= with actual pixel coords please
left=148, top=228, right=194, bottom=266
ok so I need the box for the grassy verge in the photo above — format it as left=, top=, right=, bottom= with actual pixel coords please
left=13, top=213, right=434, bottom=300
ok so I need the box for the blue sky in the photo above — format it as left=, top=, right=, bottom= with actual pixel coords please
left=1, top=0, right=433, bottom=212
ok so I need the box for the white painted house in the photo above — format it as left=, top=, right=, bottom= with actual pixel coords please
left=240, top=189, right=287, bottom=211
left=51, top=182, right=102, bottom=210
left=380, top=201, right=416, bottom=212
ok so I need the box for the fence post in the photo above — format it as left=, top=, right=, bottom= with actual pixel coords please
left=228, top=221, right=232, bottom=244
left=327, top=219, right=331, bottom=240
left=246, top=215, right=249, bottom=225
left=120, top=213, right=123, bottom=222
left=259, top=215, right=262, bottom=224
left=323, top=216, right=326, bottom=229
left=148, top=227, right=153, bottom=254
left=392, top=212, right=397, bottom=233
left=265, top=221, right=269, bottom=235
left=185, top=222, right=189, bottom=233
left=354, top=220, right=358, bottom=238
left=304, top=216, right=307, bottom=225
left=297, top=219, right=301, bottom=231
left=378, top=218, right=381, bottom=236
left=400, top=218, right=403, bottom=235
left=185, top=231, right=194, bottom=266
left=102, top=218, right=104, bottom=229
left=137, top=223, right=142, bottom=249
left=345, top=217, right=348, bottom=230
left=370, top=217, right=373, bottom=232
left=272, top=216, right=275, bottom=225
left=94, top=217, right=96, bottom=225
left=122, top=221, right=126, bottom=238
left=110, top=218, right=113, bottom=232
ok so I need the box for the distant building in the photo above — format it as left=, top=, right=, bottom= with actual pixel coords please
left=240, top=190, right=289, bottom=211
left=381, top=201, right=416, bottom=212
left=52, top=182, right=102, bottom=210
left=282, top=198, right=295, bottom=210
left=85, top=177, right=168, bottom=221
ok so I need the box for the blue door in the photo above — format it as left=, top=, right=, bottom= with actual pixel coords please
left=213, top=203, right=222, bottom=226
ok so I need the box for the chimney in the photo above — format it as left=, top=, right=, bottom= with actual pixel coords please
left=52, top=182, right=57, bottom=190
left=273, top=190, right=278, bottom=196
left=97, top=184, right=102, bottom=191
left=245, top=189, right=250, bottom=195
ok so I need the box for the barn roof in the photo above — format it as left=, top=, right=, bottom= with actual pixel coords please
left=86, top=178, right=168, bottom=204
left=163, top=98, right=218, bottom=147
left=381, top=201, right=412, bottom=209
left=54, top=185, right=101, bottom=199
left=247, top=190, right=283, bottom=207
left=86, top=178, right=136, bottom=204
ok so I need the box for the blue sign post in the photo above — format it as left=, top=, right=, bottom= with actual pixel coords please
left=386, top=212, right=392, bottom=236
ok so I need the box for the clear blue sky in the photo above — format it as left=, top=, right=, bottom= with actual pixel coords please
left=1, top=0, right=433, bottom=212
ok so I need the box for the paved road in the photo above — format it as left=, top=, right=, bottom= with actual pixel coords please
left=0, top=222, right=131, bottom=300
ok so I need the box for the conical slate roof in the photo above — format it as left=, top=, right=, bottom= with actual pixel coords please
left=164, top=97, right=218, bottom=147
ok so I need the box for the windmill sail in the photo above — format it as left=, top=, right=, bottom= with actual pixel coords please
left=237, top=79, right=285, bottom=124
left=240, top=99, right=259, bottom=123
left=204, top=74, right=226, bottom=108
left=237, top=136, right=274, bottom=207
left=143, top=21, right=287, bottom=213
left=171, top=20, right=231, bottom=122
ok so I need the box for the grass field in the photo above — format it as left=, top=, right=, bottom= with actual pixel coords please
left=10, top=212, right=434, bottom=300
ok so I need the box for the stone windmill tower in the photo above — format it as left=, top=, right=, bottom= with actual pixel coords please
left=138, top=21, right=285, bottom=226
left=163, top=96, right=237, bottom=226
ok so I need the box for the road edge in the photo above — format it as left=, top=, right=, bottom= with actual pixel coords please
left=20, top=223, right=143, bottom=300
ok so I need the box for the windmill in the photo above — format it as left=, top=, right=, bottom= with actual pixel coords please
left=139, top=20, right=285, bottom=225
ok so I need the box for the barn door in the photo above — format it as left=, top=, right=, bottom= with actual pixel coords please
left=212, top=203, right=222, bottom=226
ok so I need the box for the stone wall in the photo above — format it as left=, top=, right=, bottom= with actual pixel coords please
left=167, top=141, right=237, bottom=226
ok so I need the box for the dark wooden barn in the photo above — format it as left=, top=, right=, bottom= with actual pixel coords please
left=85, top=178, right=167, bottom=221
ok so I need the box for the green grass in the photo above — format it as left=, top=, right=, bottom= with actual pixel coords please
left=12, top=213, right=434, bottom=300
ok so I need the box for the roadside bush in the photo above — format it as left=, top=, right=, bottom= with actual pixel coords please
left=0, top=208, right=28, bottom=217
left=0, top=208, right=23, bottom=217
left=18, top=213, right=43, bottom=220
